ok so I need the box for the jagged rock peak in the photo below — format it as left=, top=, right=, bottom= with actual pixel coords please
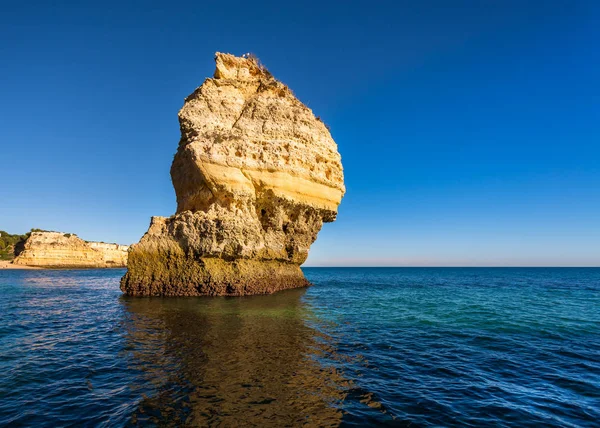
left=213, top=52, right=271, bottom=81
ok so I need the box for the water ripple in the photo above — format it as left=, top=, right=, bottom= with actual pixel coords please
left=0, top=268, right=598, bottom=426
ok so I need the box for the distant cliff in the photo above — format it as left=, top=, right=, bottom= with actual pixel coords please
left=13, top=231, right=129, bottom=268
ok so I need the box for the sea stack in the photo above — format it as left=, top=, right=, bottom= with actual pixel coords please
left=121, top=53, right=345, bottom=296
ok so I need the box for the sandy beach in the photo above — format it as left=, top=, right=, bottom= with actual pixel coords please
left=0, top=260, right=40, bottom=270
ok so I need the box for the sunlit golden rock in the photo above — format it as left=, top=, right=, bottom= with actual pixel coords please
left=121, top=53, right=345, bottom=296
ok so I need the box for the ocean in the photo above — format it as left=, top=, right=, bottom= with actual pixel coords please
left=0, top=268, right=598, bottom=426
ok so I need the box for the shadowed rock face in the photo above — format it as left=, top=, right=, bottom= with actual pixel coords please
left=121, top=53, right=345, bottom=296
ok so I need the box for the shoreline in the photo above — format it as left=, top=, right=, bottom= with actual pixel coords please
left=0, top=260, right=41, bottom=270
left=0, top=260, right=127, bottom=270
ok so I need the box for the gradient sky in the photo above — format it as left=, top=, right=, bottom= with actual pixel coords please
left=1, top=1, right=599, bottom=266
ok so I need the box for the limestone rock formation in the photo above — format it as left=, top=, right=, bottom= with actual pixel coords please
left=13, top=231, right=129, bottom=268
left=121, top=53, right=345, bottom=296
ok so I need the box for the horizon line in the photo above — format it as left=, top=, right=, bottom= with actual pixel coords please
left=302, top=265, right=600, bottom=268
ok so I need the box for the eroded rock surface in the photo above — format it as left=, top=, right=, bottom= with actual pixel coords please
left=13, top=231, right=128, bottom=268
left=121, top=53, right=345, bottom=296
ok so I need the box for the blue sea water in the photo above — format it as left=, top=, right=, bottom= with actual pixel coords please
left=0, top=268, right=599, bottom=427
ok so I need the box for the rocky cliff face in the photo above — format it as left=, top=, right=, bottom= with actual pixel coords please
left=121, top=53, right=345, bottom=296
left=13, top=232, right=129, bottom=268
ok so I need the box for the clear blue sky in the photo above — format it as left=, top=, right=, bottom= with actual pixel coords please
left=1, top=1, right=599, bottom=266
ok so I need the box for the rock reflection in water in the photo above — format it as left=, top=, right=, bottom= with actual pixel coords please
left=120, top=288, right=348, bottom=426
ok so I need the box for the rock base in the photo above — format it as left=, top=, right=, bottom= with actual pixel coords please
left=120, top=254, right=310, bottom=296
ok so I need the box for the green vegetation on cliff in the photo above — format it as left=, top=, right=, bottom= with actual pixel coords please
left=0, top=230, right=28, bottom=260
left=0, top=229, right=55, bottom=260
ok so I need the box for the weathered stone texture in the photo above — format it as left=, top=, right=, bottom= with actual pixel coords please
left=121, top=53, right=344, bottom=296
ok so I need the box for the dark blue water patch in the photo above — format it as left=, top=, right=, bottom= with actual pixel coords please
left=0, top=268, right=599, bottom=426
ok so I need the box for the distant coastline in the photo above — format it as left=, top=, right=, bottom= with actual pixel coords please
left=0, top=260, right=129, bottom=270
left=1, top=229, right=129, bottom=269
